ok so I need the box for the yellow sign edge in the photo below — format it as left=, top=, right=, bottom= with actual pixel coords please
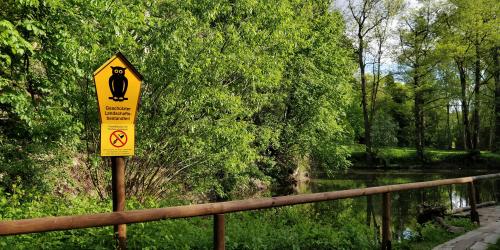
left=93, top=55, right=116, bottom=77
left=92, top=52, right=143, bottom=124
left=93, top=52, right=143, bottom=80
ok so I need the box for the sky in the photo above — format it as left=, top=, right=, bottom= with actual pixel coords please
left=332, top=0, right=422, bottom=79
left=333, top=0, right=421, bottom=13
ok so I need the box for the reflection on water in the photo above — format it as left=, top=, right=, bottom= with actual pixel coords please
left=451, top=190, right=467, bottom=209
left=291, top=169, right=500, bottom=242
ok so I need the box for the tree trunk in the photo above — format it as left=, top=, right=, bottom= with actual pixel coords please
left=414, top=75, right=424, bottom=162
left=493, top=47, right=500, bottom=152
left=456, top=59, right=472, bottom=150
left=447, top=104, right=451, bottom=149
left=358, top=34, right=373, bottom=165
left=455, top=105, right=463, bottom=149
left=472, top=44, right=481, bottom=150
left=489, top=111, right=494, bottom=150
left=366, top=195, right=373, bottom=226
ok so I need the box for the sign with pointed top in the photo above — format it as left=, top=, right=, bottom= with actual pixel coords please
left=94, top=52, right=142, bottom=156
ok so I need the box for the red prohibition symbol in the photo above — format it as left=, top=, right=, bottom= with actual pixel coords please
left=110, top=130, right=128, bottom=148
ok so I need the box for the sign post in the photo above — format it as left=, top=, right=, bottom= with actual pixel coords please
left=93, top=52, right=142, bottom=249
left=111, top=156, right=126, bottom=249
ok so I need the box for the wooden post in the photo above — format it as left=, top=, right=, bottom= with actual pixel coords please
left=382, top=192, right=391, bottom=250
left=468, top=181, right=480, bottom=225
left=495, top=179, right=500, bottom=202
left=112, top=156, right=127, bottom=249
left=366, top=195, right=373, bottom=226
left=214, top=214, right=225, bottom=250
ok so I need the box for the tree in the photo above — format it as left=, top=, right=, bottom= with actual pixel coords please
left=398, top=1, right=438, bottom=162
left=436, top=0, right=499, bottom=151
left=0, top=0, right=86, bottom=191
left=460, top=0, right=498, bottom=151
left=105, top=0, right=355, bottom=199
left=494, top=47, right=500, bottom=152
left=0, top=0, right=357, bottom=199
left=341, top=0, right=402, bottom=165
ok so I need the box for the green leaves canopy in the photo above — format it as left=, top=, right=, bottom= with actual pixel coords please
left=1, top=0, right=355, bottom=198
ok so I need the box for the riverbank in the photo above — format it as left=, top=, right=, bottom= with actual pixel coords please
left=349, top=145, right=500, bottom=169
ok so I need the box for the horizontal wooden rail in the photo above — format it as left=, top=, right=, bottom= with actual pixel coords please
left=0, top=173, right=499, bottom=236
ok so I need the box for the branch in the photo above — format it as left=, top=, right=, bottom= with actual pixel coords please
left=348, top=0, right=362, bottom=26
left=362, top=14, right=388, bottom=37
left=480, top=74, right=493, bottom=85
left=424, top=97, right=448, bottom=106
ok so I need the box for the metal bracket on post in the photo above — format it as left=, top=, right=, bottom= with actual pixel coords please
left=382, top=192, right=391, bottom=250
left=214, top=214, right=225, bottom=250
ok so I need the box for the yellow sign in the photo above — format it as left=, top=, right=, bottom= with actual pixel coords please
left=100, top=124, right=135, bottom=156
left=93, top=52, right=142, bottom=156
left=93, top=52, right=142, bottom=124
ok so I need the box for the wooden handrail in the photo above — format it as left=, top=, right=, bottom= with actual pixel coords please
left=1, top=173, right=498, bottom=236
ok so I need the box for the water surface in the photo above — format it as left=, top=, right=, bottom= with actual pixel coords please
left=296, top=169, right=500, bottom=241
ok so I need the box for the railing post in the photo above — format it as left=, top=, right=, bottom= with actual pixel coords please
left=468, top=181, right=480, bottom=225
left=495, top=179, right=500, bottom=202
left=214, top=214, right=225, bottom=250
left=382, top=192, right=391, bottom=250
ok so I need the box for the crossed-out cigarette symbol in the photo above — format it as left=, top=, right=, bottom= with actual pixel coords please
left=110, top=130, right=127, bottom=148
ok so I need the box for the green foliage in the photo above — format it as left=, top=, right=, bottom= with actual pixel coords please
left=0, top=20, right=32, bottom=66
left=133, top=0, right=355, bottom=198
left=381, top=78, right=413, bottom=147
left=372, top=112, right=398, bottom=147
left=0, top=0, right=355, bottom=198
left=0, top=184, right=113, bottom=249
left=349, top=145, right=500, bottom=167
left=0, top=0, right=82, bottom=192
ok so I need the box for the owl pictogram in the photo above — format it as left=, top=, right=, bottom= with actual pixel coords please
left=108, top=66, right=128, bottom=101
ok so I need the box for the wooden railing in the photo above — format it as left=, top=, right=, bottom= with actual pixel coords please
left=1, top=173, right=499, bottom=250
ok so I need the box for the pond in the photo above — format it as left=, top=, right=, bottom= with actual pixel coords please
left=292, top=169, right=500, bottom=242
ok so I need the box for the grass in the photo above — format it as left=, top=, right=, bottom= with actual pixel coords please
left=348, top=144, right=500, bottom=168
left=395, top=218, right=477, bottom=250
left=488, top=239, right=500, bottom=250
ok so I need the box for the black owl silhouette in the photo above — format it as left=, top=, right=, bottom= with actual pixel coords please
left=108, top=66, right=128, bottom=101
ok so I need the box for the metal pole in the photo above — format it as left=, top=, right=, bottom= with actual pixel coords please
left=468, top=181, right=480, bottom=225
left=214, top=214, right=225, bottom=250
left=382, top=192, right=391, bottom=250
left=112, top=156, right=127, bottom=249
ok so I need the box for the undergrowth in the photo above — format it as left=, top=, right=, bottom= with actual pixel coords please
left=0, top=185, right=377, bottom=250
